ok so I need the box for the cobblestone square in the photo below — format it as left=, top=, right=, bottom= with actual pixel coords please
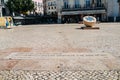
left=0, top=23, right=120, bottom=79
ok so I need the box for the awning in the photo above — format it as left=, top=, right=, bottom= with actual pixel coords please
left=62, top=10, right=106, bottom=15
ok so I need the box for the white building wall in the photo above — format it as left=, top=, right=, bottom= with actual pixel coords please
left=113, top=0, right=119, bottom=17
left=33, top=0, right=44, bottom=15
left=49, top=0, right=120, bottom=23
left=59, top=0, right=119, bottom=17
left=0, top=0, right=2, bottom=17
left=69, top=0, right=74, bottom=8
left=107, top=0, right=119, bottom=17
left=46, top=0, right=57, bottom=15
left=80, top=0, right=85, bottom=8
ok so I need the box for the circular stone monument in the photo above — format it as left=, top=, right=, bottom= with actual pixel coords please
left=83, top=16, right=96, bottom=27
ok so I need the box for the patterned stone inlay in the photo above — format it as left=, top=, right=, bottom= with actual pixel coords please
left=0, top=70, right=120, bottom=80
left=5, top=52, right=115, bottom=60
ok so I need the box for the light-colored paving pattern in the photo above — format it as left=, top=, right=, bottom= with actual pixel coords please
left=0, top=70, right=120, bottom=80
left=0, top=23, right=120, bottom=79
left=0, top=23, right=120, bottom=55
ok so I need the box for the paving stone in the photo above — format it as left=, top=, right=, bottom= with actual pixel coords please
left=0, top=70, right=117, bottom=80
left=0, top=24, right=120, bottom=79
left=0, top=75, right=3, bottom=80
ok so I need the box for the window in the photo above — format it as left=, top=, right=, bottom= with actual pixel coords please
left=1, top=0, right=4, bottom=4
left=38, top=3, right=41, bottom=11
left=53, top=1, right=56, bottom=6
left=51, top=6, right=53, bottom=9
left=48, top=7, right=50, bottom=10
left=96, top=0, right=102, bottom=7
left=34, top=2, right=37, bottom=7
left=51, top=12, right=54, bottom=15
left=48, top=2, right=51, bottom=6
left=50, top=2, right=52, bottom=6
left=75, top=0, right=80, bottom=8
left=63, top=0, right=69, bottom=8
left=38, top=2, right=40, bottom=7
left=85, top=0, right=90, bottom=8
left=48, top=12, right=51, bottom=15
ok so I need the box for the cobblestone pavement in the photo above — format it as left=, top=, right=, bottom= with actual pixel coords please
left=0, top=23, right=120, bottom=56
left=0, top=70, right=120, bottom=80
left=0, top=23, right=120, bottom=79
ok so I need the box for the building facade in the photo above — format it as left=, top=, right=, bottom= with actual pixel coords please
left=45, top=0, right=57, bottom=16
left=0, top=0, right=2, bottom=16
left=107, top=0, right=119, bottom=17
left=57, top=0, right=108, bottom=23
left=0, top=0, right=4, bottom=17
left=107, top=0, right=119, bottom=21
left=56, top=0, right=120, bottom=23
left=32, top=0, right=44, bottom=16
left=0, top=0, right=10, bottom=17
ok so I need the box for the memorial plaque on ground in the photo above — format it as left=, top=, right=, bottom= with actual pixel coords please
left=5, top=52, right=115, bottom=60
left=3, top=52, right=120, bottom=71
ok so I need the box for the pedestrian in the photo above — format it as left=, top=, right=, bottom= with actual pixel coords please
left=97, top=17, right=100, bottom=24
left=5, top=18, right=9, bottom=28
left=9, top=18, right=12, bottom=26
